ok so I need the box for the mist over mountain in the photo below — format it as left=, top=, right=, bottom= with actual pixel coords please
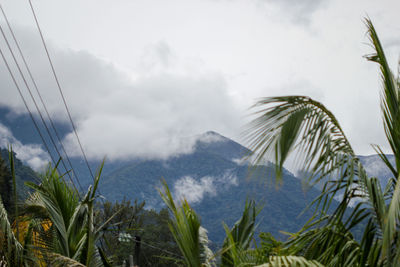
left=1, top=108, right=394, bottom=244
left=98, top=131, right=324, bottom=244
left=359, top=154, right=394, bottom=187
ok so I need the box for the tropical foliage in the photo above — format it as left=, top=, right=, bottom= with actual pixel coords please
left=97, top=198, right=182, bottom=266
left=244, top=18, right=400, bottom=266
left=0, top=152, right=13, bottom=215
left=0, top=157, right=118, bottom=266
left=159, top=181, right=323, bottom=267
left=159, top=179, right=215, bottom=267
left=156, top=18, right=400, bottom=267
left=1, top=18, right=398, bottom=267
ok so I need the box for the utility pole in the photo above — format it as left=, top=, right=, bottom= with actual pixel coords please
left=134, top=235, right=141, bottom=266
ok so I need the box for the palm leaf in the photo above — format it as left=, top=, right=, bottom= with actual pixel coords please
left=244, top=17, right=400, bottom=267
left=365, top=19, right=400, bottom=174
left=245, top=95, right=355, bottom=184
left=221, top=200, right=258, bottom=266
left=0, top=195, right=23, bottom=264
left=256, top=256, right=324, bottom=267
left=158, top=179, right=215, bottom=267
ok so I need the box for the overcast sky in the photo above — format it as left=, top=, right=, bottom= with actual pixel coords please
left=0, top=0, right=400, bottom=167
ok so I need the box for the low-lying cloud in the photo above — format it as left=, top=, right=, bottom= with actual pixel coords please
left=173, top=170, right=238, bottom=204
left=174, top=176, right=216, bottom=204
left=0, top=123, right=49, bottom=170
left=0, top=27, right=241, bottom=161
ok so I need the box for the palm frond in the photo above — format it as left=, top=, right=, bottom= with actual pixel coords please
left=23, top=160, right=109, bottom=267
left=158, top=179, right=215, bottom=267
left=256, top=256, right=324, bottom=267
left=25, top=166, right=80, bottom=258
left=221, top=200, right=258, bottom=266
left=365, top=19, right=400, bottom=174
left=382, top=173, right=400, bottom=263
left=0, top=195, right=23, bottom=263
left=48, top=252, right=86, bottom=267
left=245, top=95, right=355, bottom=184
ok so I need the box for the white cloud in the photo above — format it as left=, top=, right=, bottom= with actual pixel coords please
left=195, top=131, right=226, bottom=144
left=0, top=0, right=400, bottom=169
left=0, top=123, right=49, bottom=170
left=0, top=27, right=241, bottom=161
left=254, top=0, right=327, bottom=25
left=233, top=153, right=270, bottom=166
left=219, top=171, right=238, bottom=187
left=360, top=155, right=393, bottom=178
left=173, top=170, right=238, bottom=204
left=174, top=176, right=216, bottom=204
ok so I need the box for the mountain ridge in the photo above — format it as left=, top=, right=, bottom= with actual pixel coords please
left=99, top=131, right=324, bottom=244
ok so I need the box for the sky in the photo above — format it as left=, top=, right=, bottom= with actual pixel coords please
left=0, top=0, right=400, bottom=170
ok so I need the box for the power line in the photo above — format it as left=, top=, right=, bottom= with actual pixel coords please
left=133, top=239, right=183, bottom=259
left=0, top=4, right=83, bottom=192
left=0, top=19, right=80, bottom=192
left=27, top=0, right=109, bottom=203
left=0, top=45, right=57, bottom=170
left=28, top=0, right=95, bottom=181
left=114, top=227, right=183, bottom=259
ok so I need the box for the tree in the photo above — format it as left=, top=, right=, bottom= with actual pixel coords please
left=0, top=148, right=34, bottom=266
left=0, top=153, right=12, bottom=215
left=159, top=180, right=322, bottom=267
left=22, top=161, right=117, bottom=266
left=245, top=18, right=400, bottom=266
left=159, top=179, right=215, bottom=267
left=96, top=198, right=145, bottom=264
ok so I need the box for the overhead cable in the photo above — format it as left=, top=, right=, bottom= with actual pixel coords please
left=28, top=0, right=95, bottom=181
left=0, top=45, right=57, bottom=170
left=0, top=20, right=81, bottom=192
left=0, top=4, right=83, bottom=192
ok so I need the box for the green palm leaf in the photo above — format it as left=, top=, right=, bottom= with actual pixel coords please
left=0, top=195, right=23, bottom=264
left=244, top=17, right=400, bottom=266
left=159, top=179, right=215, bottom=267
left=245, top=95, right=355, bottom=185
left=256, top=256, right=324, bottom=267
left=221, top=200, right=258, bottom=266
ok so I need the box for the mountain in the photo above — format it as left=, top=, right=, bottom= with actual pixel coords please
left=0, top=108, right=339, bottom=244
left=0, top=107, right=123, bottom=188
left=0, top=148, right=39, bottom=198
left=99, top=131, right=323, bottom=245
left=1, top=106, right=396, bottom=247
left=359, top=154, right=394, bottom=187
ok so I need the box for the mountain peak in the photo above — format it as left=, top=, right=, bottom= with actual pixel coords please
left=203, top=130, right=221, bottom=136
left=197, top=131, right=229, bottom=144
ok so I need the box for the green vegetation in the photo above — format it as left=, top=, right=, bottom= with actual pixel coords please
left=0, top=148, right=39, bottom=197
left=243, top=18, right=400, bottom=266
left=1, top=18, right=399, bottom=267
left=100, top=136, right=323, bottom=245
left=151, top=18, right=400, bottom=267
left=0, top=155, right=181, bottom=266
left=0, top=152, right=12, bottom=214
left=159, top=182, right=324, bottom=266
left=97, top=198, right=182, bottom=266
